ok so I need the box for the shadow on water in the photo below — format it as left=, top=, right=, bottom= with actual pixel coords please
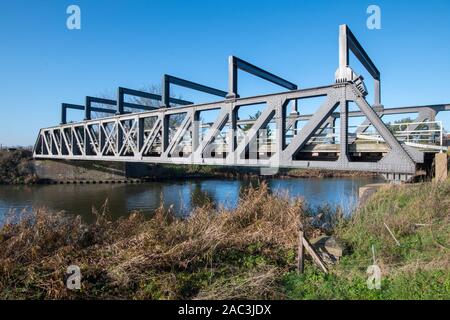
left=0, top=177, right=382, bottom=223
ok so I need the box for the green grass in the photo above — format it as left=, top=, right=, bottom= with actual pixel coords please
left=283, top=267, right=450, bottom=300
left=282, top=179, right=450, bottom=300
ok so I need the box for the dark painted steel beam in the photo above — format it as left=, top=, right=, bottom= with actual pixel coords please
left=62, top=103, right=117, bottom=124
left=162, top=74, right=227, bottom=107
left=227, top=55, right=298, bottom=99
left=338, top=25, right=381, bottom=106
left=117, top=87, right=193, bottom=114
left=61, top=103, right=84, bottom=124
left=293, top=103, right=450, bottom=121
left=85, top=96, right=114, bottom=120
left=84, top=96, right=161, bottom=120
left=345, top=27, right=380, bottom=80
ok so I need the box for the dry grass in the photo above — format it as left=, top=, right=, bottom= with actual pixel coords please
left=0, top=149, right=37, bottom=184
left=3, top=178, right=448, bottom=300
left=0, top=183, right=315, bottom=300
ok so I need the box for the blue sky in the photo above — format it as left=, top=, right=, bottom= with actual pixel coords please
left=1, top=0, right=450, bottom=146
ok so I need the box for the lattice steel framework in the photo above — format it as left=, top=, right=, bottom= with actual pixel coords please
left=33, top=25, right=449, bottom=182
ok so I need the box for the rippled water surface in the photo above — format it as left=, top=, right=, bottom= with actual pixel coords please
left=0, top=177, right=382, bottom=223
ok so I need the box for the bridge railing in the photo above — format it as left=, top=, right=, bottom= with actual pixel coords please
left=277, top=120, right=446, bottom=151
left=352, top=121, right=446, bottom=151
left=132, top=118, right=446, bottom=154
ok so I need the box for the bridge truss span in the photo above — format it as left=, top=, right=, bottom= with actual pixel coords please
left=34, top=82, right=427, bottom=181
left=33, top=24, right=449, bottom=182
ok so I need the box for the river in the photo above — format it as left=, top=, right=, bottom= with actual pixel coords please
left=0, top=177, right=382, bottom=223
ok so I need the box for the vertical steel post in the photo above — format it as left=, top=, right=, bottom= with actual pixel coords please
left=329, top=116, right=337, bottom=144
left=339, top=25, right=349, bottom=71
left=61, top=104, right=67, bottom=124
left=162, top=75, right=170, bottom=108
left=82, top=127, right=87, bottom=156
left=339, top=91, right=349, bottom=161
left=84, top=126, right=91, bottom=155
left=292, top=99, right=299, bottom=114
left=117, top=121, right=123, bottom=155
left=192, top=111, right=200, bottom=153
left=229, top=104, right=238, bottom=155
left=162, top=114, right=169, bottom=153
left=84, top=97, right=91, bottom=120
left=374, top=79, right=381, bottom=107
left=99, top=123, right=105, bottom=155
left=277, top=101, right=286, bottom=151
left=227, top=56, right=239, bottom=99
left=117, top=87, right=124, bottom=115
left=138, top=118, right=144, bottom=154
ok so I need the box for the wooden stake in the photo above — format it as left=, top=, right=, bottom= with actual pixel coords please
left=302, top=236, right=328, bottom=274
left=383, top=222, right=401, bottom=246
left=297, top=230, right=304, bottom=274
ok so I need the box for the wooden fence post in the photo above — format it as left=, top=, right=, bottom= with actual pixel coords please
left=297, top=229, right=304, bottom=274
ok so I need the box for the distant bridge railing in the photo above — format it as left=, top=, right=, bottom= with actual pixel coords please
left=302, top=121, right=446, bottom=150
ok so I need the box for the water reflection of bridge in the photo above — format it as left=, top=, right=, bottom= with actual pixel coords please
left=33, top=25, right=449, bottom=182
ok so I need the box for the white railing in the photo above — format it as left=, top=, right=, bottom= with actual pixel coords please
left=285, top=120, right=446, bottom=151
left=353, top=120, right=446, bottom=151
left=175, top=120, right=447, bottom=153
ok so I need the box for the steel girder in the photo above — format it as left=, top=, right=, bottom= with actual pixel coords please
left=33, top=82, right=421, bottom=181
left=35, top=24, right=450, bottom=182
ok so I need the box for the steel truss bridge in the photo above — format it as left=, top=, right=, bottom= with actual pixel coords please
left=33, top=25, right=449, bottom=182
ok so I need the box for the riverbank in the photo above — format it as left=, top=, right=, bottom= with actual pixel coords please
left=0, top=179, right=449, bottom=299
left=147, top=164, right=379, bottom=181
left=0, top=149, right=378, bottom=185
left=284, top=179, right=450, bottom=299
left=0, top=149, right=37, bottom=185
